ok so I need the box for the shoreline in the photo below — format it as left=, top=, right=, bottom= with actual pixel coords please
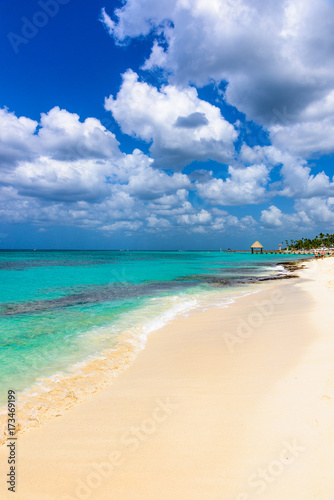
left=0, top=259, right=306, bottom=444
left=2, top=256, right=333, bottom=499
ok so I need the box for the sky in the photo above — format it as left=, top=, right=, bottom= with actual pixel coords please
left=1, top=0, right=334, bottom=250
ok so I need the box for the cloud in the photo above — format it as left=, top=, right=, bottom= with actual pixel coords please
left=0, top=104, right=123, bottom=205
left=175, top=209, right=212, bottom=226
left=0, top=106, right=121, bottom=172
left=104, top=70, right=238, bottom=169
left=103, top=0, right=334, bottom=172
left=0, top=107, right=197, bottom=231
left=260, top=204, right=308, bottom=230
left=196, top=164, right=270, bottom=205
left=2, top=144, right=192, bottom=210
left=100, top=220, right=143, bottom=232
left=146, top=215, right=171, bottom=229
left=294, top=197, right=334, bottom=226
left=100, top=0, right=334, bottom=240
left=280, top=161, right=334, bottom=199
left=188, top=169, right=213, bottom=183
left=238, top=145, right=284, bottom=167
left=38, top=107, right=121, bottom=161
left=146, top=189, right=190, bottom=217
left=3, top=156, right=111, bottom=202
left=0, top=106, right=222, bottom=235
left=0, top=107, right=38, bottom=169
left=0, top=180, right=259, bottom=238
left=103, top=0, right=334, bottom=127
left=141, top=40, right=167, bottom=70
left=270, top=116, right=334, bottom=157
left=174, top=112, right=209, bottom=129
left=125, top=157, right=191, bottom=199
left=3, top=24, right=334, bottom=244
left=260, top=205, right=285, bottom=229
left=100, top=7, right=116, bottom=36
left=100, top=3, right=176, bottom=41
left=173, top=207, right=257, bottom=234
left=237, top=144, right=334, bottom=199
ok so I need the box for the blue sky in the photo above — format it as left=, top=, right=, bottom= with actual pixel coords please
left=1, top=0, right=334, bottom=250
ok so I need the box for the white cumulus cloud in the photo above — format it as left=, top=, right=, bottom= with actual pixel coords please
left=196, top=164, right=270, bottom=205
left=105, top=70, right=238, bottom=169
left=102, top=0, right=334, bottom=127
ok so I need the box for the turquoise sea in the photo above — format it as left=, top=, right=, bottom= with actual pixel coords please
left=0, top=250, right=311, bottom=407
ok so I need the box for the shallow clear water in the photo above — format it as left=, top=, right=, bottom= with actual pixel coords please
left=0, top=250, right=310, bottom=404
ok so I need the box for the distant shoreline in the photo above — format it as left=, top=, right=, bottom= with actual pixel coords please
left=0, top=248, right=327, bottom=254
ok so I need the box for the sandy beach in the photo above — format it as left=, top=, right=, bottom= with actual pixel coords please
left=1, top=257, right=334, bottom=499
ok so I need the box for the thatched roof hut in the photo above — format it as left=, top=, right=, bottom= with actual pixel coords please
left=251, top=241, right=263, bottom=254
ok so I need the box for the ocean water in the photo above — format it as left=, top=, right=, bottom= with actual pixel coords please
left=0, top=250, right=310, bottom=409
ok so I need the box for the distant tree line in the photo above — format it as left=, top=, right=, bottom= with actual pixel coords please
left=286, top=233, right=334, bottom=250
